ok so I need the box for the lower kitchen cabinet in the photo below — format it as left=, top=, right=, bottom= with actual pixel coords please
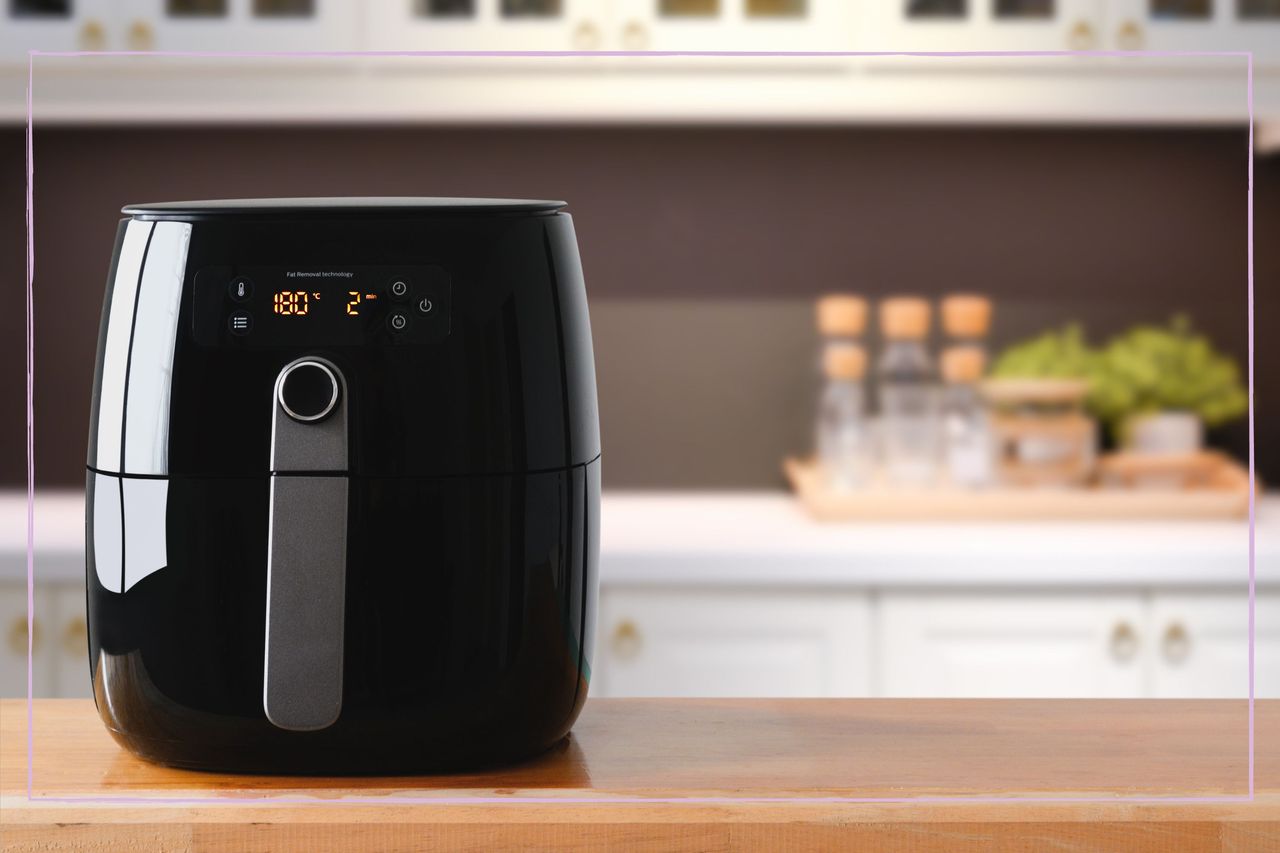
left=594, top=587, right=871, bottom=698
left=592, top=587, right=1278, bottom=699
left=879, top=593, right=1147, bottom=698
left=1149, top=592, right=1280, bottom=699
left=0, top=583, right=90, bottom=700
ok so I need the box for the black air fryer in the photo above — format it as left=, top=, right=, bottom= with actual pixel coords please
left=85, top=198, right=600, bottom=773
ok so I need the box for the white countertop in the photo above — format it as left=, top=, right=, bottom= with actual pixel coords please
left=3, top=490, right=1275, bottom=588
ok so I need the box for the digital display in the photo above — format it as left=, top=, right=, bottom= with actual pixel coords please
left=193, top=266, right=451, bottom=348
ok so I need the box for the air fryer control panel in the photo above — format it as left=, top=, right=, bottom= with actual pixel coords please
left=192, top=265, right=451, bottom=347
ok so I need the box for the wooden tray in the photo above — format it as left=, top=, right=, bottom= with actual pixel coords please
left=784, top=456, right=1253, bottom=521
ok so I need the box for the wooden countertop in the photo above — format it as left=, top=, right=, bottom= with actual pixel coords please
left=3, top=699, right=1278, bottom=851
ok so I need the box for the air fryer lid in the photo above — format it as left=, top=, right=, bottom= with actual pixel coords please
left=90, top=199, right=599, bottom=480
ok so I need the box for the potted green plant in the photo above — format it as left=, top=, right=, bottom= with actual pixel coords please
left=991, top=317, right=1248, bottom=455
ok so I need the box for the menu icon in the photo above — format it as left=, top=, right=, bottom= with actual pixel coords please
left=228, top=312, right=253, bottom=336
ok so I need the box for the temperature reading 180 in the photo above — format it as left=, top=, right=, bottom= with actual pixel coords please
left=273, top=290, right=312, bottom=316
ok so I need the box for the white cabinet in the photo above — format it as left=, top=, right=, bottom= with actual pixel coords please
left=119, top=0, right=359, bottom=52
left=1149, top=592, right=1280, bottom=698
left=879, top=593, right=1145, bottom=697
left=0, top=0, right=116, bottom=56
left=367, top=0, right=609, bottom=52
left=594, top=587, right=871, bottom=697
left=0, top=583, right=90, bottom=699
left=860, top=0, right=1106, bottom=54
left=1104, top=0, right=1280, bottom=64
left=612, top=0, right=853, bottom=52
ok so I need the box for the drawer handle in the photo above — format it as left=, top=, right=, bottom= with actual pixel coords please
left=612, top=619, right=642, bottom=660
left=1110, top=621, right=1139, bottom=664
left=78, top=19, right=107, bottom=52
left=8, top=616, right=39, bottom=656
left=1067, top=19, right=1097, bottom=52
left=62, top=616, right=88, bottom=658
left=572, top=19, right=601, bottom=51
left=127, top=19, right=155, bottom=52
left=621, top=20, right=650, bottom=52
left=1162, top=622, right=1191, bottom=666
left=1116, top=19, right=1145, bottom=51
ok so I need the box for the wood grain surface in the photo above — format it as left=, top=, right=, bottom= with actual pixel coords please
left=3, top=698, right=1278, bottom=851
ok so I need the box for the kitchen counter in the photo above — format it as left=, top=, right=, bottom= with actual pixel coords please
left=2, top=698, right=1277, bottom=850
left=3, top=490, right=1276, bottom=587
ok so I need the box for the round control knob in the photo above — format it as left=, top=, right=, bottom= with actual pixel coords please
left=278, top=361, right=340, bottom=423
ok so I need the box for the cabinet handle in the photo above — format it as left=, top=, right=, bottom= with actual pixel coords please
left=7, top=616, right=39, bottom=656
left=621, top=20, right=650, bottom=52
left=62, top=616, right=88, bottom=658
left=611, top=619, right=642, bottom=660
left=78, top=19, right=107, bottom=52
left=1067, top=19, right=1097, bottom=51
left=572, top=20, right=602, bottom=51
left=1110, top=621, right=1138, bottom=664
left=1162, top=622, right=1191, bottom=666
left=126, top=20, right=156, bottom=52
left=1116, top=19, right=1145, bottom=51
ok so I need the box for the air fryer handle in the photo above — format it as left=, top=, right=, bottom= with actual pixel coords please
left=263, top=358, right=349, bottom=732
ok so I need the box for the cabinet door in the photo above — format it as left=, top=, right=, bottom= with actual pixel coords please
left=860, top=0, right=1103, bottom=53
left=879, top=593, right=1145, bottom=697
left=1149, top=592, right=1280, bottom=698
left=367, top=0, right=607, bottom=52
left=51, top=584, right=91, bottom=698
left=1106, top=0, right=1280, bottom=64
left=595, top=587, right=871, bottom=698
left=0, top=583, right=61, bottom=698
left=120, top=0, right=359, bottom=52
left=0, top=0, right=117, bottom=62
left=612, top=0, right=853, bottom=52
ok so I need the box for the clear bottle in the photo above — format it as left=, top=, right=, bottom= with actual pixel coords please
left=816, top=343, right=873, bottom=490
left=815, top=294, right=868, bottom=361
left=940, top=346, right=994, bottom=488
left=877, top=297, right=939, bottom=486
left=941, top=293, right=993, bottom=363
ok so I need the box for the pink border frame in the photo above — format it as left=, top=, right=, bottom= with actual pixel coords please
left=23, top=48, right=1256, bottom=806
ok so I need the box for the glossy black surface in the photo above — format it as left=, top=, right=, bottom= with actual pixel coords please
left=86, top=200, right=600, bottom=772
left=88, top=464, right=597, bottom=773
left=88, top=209, right=600, bottom=478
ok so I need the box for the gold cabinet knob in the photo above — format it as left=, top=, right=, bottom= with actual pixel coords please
left=1067, top=19, right=1097, bottom=51
left=621, top=20, right=650, bottom=51
left=1110, top=621, right=1139, bottom=664
left=7, top=616, right=38, bottom=656
left=78, top=19, right=107, bottom=52
left=572, top=19, right=602, bottom=51
left=1162, top=622, right=1191, bottom=666
left=611, top=619, right=642, bottom=660
left=62, top=616, right=87, bottom=658
left=126, top=19, right=156, bottom=52
left=1116, top=19, right=1145, bottom=51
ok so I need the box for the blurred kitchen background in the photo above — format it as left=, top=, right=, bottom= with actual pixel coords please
left=2, top=0, right=1279, bottom=701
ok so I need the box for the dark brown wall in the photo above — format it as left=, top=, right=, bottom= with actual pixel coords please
left=2, top=125, right=1272, bottom=489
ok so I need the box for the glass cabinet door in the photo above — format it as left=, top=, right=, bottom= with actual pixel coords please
left=120, top=0, right=359, bottom=52
left=366, top=0, right=608, bottom=51
left=1, top=0, right=116, bottom=61
left=611, top=0, right=853, bottom=52
left=860, top=0, right=1105, bottom=53
left=1106, top=0, right=1280, bottom=63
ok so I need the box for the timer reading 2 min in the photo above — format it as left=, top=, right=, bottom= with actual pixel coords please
left=272, top=289, right=379, bottom=317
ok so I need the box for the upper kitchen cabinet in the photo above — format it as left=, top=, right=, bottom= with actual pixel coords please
left=860, top=0, right=1107, bottom=54
left=608, top=0, right=853, bottom=52
left=115, top=0, right=359, bottom=52
left=1104, top=0, right=1280, bottom=64
left=366, top=0, right=610, bottom=52
left=0, top=0, right=115, bottom=58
